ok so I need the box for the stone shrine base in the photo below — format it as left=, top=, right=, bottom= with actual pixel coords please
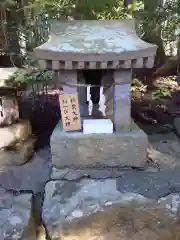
left=50, top=121, right=148, bottom=168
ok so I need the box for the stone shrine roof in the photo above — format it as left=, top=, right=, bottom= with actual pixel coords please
left=34, top=20, right=157, bottom=70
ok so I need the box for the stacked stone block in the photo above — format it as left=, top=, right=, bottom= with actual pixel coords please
left=0, top=68, right=36, bottom=166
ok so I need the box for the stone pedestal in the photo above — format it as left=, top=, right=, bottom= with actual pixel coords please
left=51, top=120, right=148, bottom=168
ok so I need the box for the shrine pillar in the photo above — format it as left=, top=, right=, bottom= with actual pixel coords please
left=113, top=70, right=131, bottom=131
left=57, top=70, right=77, bottom=93
left=101, top=71, right=114, bottom=121
left=78, top=72, right=89, bottom=117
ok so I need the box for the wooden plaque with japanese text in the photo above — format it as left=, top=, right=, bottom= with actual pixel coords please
left=59, top=93, right=81, bottom=131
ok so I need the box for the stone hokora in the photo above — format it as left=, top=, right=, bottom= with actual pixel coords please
left=34, top=20, right=157, bottom=168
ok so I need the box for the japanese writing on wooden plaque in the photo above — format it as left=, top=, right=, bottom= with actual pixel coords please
left=59, top=93, right=81, bottom=131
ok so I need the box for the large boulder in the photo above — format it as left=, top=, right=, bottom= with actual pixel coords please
left=57, top=202, right=180, bottom=240
left=0, top=137, right=36, bottom=166
left=0, top=187, right=36, bottom=240
left=42, top=179, right=180, bottom=240
left=0, top=120, right=32, bottom=149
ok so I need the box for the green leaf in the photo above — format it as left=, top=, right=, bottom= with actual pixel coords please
left=128, top=0, right=137, bottom=10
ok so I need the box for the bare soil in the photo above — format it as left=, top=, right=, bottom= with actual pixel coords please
left=132, top=76, right=180, bottom=134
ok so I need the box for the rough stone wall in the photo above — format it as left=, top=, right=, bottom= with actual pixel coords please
left=1, top=131, right=180, bottom=239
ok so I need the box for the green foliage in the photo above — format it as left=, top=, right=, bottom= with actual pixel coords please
left=152, top=87, right=172, bottom=100
left=131, top=78, right=147, bottom=94
left=2, top=0, right=180, bottom=68
left=135, top=0, right=180, bottom=51
left=8, top=70, right=53, bottom=89
left=20, top=0, right=180, bottom=56
left=132, top=78, right=143, bottom=87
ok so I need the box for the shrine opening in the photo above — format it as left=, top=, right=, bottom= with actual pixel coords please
left=34, top=20, right=157, bottom=168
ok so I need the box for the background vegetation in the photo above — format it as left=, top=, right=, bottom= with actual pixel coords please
left=1, top=0, right=180, bottom=71
left=1, top=0, right=180, bottom=143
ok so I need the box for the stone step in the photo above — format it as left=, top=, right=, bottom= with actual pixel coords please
left=0, top=119, right=32, bottom=149
left=0, top=137, right=36, bottom=166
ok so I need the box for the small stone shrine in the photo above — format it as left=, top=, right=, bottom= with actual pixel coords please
left=0, top=68, right=35, bottom=166
left=34, top=20, right=157, bottom=168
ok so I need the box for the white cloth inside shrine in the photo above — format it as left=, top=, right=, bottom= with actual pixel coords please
left=87, top=86, right=105, bottom=116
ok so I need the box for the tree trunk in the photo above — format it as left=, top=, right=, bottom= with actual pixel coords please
left=136, top=0, right=166, bottom=89
left=0, top=5, right=22, bottom=67
left=143, top=0, right=165, bottom=67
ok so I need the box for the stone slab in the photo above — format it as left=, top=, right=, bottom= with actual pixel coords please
left=0, top=187, right=36, bottom=240
left=42, top=179, right=180, bottom=240
left=51, top=121, right=148, bottom=168
left=42, top=179, right=148, bottom=239
left=116, top=171, right=171, bottom=199
left=50, top=166, right=180, bottom=200
left=0, top=137, right=36, bottom=166
left=0, top=119, right=32, bottom=149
